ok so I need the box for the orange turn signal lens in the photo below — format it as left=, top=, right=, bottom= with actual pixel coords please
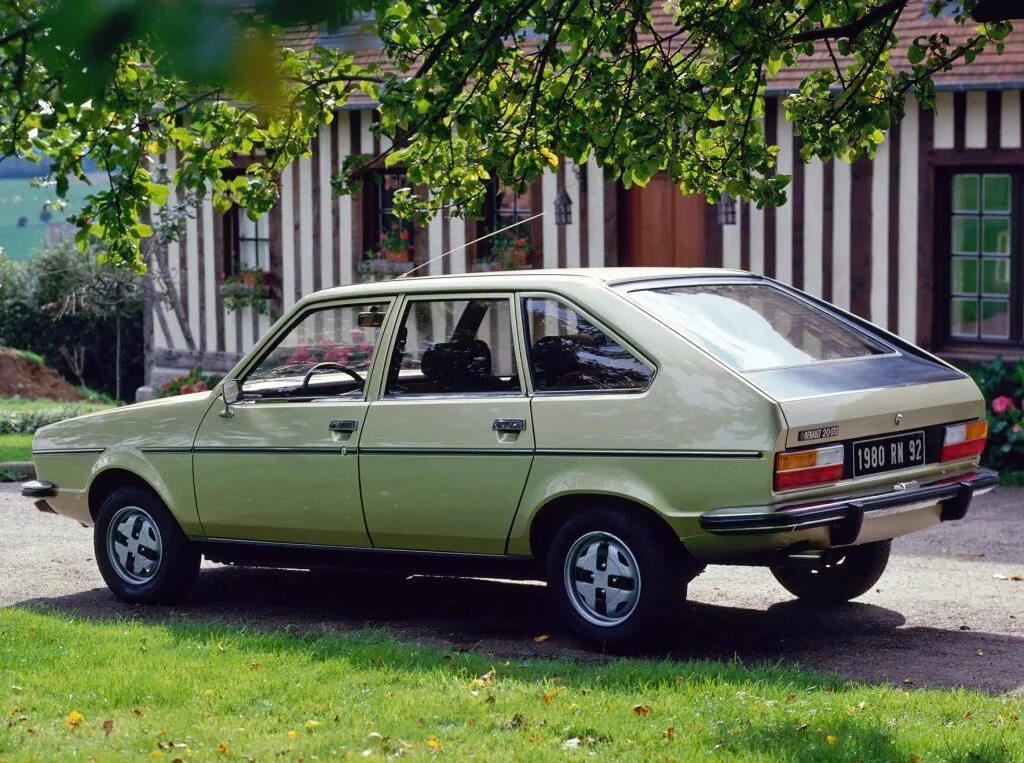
left=941, top=419, right=988, bottom=462
left=774, top=444, right=844, bottom=491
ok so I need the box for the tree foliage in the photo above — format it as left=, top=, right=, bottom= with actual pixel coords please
left=0, top=0, right=1015, bottom=270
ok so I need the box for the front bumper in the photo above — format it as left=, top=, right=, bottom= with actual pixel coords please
left=699, top=468, right=998, bottom=546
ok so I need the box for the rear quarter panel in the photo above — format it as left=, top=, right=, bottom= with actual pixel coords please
left=506, top=281, right=784, bottom=554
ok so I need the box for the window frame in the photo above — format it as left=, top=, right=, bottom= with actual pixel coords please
left=376, top=292, right=529, bottom=401
left=938, top=167, right=1023, bottom=349
left=363, top=168, right=415, bottom=256
left=232, top=296, right=396, bottom=404
left=518, top=291, right=658, bottom=396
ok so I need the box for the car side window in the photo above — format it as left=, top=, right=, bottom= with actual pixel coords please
left=523, top=297, right=653, bottom=392
left=386, top=298, right=521, bottom=396
left=242, top=302, right=389, bottom=400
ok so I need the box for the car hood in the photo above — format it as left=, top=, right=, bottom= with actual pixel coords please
left=33, top=392, right=219, bottom=453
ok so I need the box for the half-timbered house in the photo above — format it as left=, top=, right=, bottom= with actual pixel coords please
left=140, top=7, right=1024, bottom=396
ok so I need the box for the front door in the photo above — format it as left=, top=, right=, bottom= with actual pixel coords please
left=359, top=295, right=534, bottom=553
left=193, top=298, right=393, bottom=546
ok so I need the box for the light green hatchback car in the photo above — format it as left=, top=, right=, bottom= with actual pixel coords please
left=23, top=268, right=996, bottom=645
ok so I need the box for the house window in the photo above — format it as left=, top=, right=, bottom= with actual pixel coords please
left=368, top=170, right=414, bottom=255
left=947, top=172, right=1014, bottom=343
left=226, top=207, right=270, bottom=274
left=483, top=181, right=533, bottom=266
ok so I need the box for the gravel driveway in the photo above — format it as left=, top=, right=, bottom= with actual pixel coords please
left=2, top=482, right=1022, bottom=694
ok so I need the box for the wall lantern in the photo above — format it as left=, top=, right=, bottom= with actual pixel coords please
left=554, top=187, right=573, bottom=226
left=717, top=191, right=737, bottom=226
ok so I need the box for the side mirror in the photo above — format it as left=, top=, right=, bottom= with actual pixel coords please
left=220, top=379, right=240, bottom=418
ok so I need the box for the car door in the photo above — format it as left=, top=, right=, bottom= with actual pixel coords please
left=359, top=294, right=534, bottom=553
left=192, top=298, right=394, bottom=546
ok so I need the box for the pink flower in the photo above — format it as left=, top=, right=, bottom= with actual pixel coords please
left=180, top=384, right=192, bottom=395
left=192, top=380, right=209, bottom=392
left=991, top=395, right=1015, bottom=414
left=1014, top=424, right=1022, bottom=433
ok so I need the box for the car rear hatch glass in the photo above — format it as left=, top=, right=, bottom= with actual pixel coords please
left=628, top=281, right=980, bottom=478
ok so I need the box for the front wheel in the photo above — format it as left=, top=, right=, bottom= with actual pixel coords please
left=770, top=540, right=891, bottom=606
left=94, top=486, right=200, bottom=604
left=545, top=508, right=684, bottom=646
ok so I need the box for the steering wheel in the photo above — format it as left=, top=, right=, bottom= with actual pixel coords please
left=300, top=362, right=364, bottom=393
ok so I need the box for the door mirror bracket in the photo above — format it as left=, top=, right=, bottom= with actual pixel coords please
left=220, top=379, right=241, bottom=418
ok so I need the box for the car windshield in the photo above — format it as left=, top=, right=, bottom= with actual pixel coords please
left=628, top=283, right=889, bottom=372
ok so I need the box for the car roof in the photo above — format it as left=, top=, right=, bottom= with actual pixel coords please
left=304, top=267, right=754, bottom=302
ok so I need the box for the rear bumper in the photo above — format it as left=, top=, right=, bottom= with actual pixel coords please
left=699, top=468, right=998, bottom=545
left=21, top=480, right=57, bottom=498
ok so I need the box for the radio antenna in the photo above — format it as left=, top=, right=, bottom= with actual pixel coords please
left=397, top=211, right=545, bottom=279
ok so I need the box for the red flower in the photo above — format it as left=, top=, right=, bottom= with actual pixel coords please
left=400, top=230, right=409, bottom=241
left=192, top=380, right=210, bottom=392
left=516, top=237, right=526, bottom=247
left=180, top=384, right=192, bottom=395
left=991, top=395, right=1015, bottom=414
left=1014, top=423, right=1022, bottom=433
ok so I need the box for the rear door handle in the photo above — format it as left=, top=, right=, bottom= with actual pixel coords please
left=329, top=419, right=358, bottom=433
left=493, top=418, right=526, bottom=433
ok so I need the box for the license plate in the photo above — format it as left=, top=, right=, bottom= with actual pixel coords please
left=853, top=431, right=926, bottom=477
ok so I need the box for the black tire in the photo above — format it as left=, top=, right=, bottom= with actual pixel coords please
left=94, top=486, right=200, bottom=604
left=545, top=507, right=684, bottom=647
left=770, top=540, right=891, bottom=606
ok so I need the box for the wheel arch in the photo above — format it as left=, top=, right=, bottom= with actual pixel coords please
left=88, top=468, right=164, bottom=522
left=527, top=492, right=690, bottom=564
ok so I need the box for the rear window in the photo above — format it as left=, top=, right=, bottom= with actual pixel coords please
left=629, top=283, right=890, bottom=372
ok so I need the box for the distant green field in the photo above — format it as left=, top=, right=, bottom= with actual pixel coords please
left=0, top=174, right=108, bottom=260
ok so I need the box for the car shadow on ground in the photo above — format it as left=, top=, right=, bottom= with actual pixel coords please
left=15, top=564, right=1024, bottom=695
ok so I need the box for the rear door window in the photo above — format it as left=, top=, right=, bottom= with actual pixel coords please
left=523, top=297, right=653, bottom=391
left=628, top=283, right=890, bottom=372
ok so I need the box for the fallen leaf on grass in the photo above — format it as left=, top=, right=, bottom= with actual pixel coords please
left=470, top=668, right=497, bottom=688
left=542, top=689, right=560, bottom=705
left=65, top=710, right=84, bottom=729
left=250, top=662, right=262, bottom=670
left=103, top=718, right=114, bottom=736
left=662, top=727, right=675, bottom=740
left=305, top=720, right=320, bottom=729
left=426, top=735, right=442, bottom=750
left=132, top=707, right=144, bottom=716
left=826, top=735, right=837, bottom=746
left=633, top=704, right=652, bottom=716
left=217, top=741, right=229, bottom=754
left=288, top=730, right=298, bottom=740
left=533, top=634, right=549, bottom=642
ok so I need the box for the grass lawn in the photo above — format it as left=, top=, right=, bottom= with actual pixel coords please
left=0, top=434, right=32, bottom=463
left=0, top=610, right=1020, bottom=761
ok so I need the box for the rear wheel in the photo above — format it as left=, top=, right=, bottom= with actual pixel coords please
left=545, top=508, right=684, bottom=646
left=94, top=486, right=200, bottom=604
left=770, top=540, right=891, bottom=606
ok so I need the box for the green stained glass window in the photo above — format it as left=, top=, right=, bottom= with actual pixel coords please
left=983, top=217, right=1011, bottom=254
left=983, top=174, right=1011, bottom=213
left=980, top=300, right=1010, bottom=338
left=952, top=216, right=979, bottom=254
left=951, top=298, right=978, bottom=337
left=953, top=174, right=980, bottom=213
left=951, top=257, right=978, bottom=295
left=982, top=258, right=1011, bottom=295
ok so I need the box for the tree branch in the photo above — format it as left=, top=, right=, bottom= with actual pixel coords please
left=788, top=0, right=906, bottom=43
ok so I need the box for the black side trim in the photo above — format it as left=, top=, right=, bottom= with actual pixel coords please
left=193, top=447, right=345, bottom=454
left=140, top=447, right=193, bottom=454
left=360, top=448, right=533, bottom=456
left=32, top=448, right=104, bottom=456
left=21, top=480, right=57, bottom=498
left=191, top=538, right=539, bottom=578
left=536, top=449, right=763, bottom=459
left=699, top=467, right=998, bottom=538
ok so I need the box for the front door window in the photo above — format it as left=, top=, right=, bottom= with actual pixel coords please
left=243, top=302, right=389, bottom=400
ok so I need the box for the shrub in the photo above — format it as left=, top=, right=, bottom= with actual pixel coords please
left=966, top=356, right=1024, bottom=472
left=158, top=366, right=222, bottom=397
left=0, top=242, right=144, bottom=401
left=0, top=404, right=101, bottom=435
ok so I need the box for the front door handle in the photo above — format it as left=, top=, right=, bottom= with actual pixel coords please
left=493, top=418, right=526, bottom=433
left=329, top=419, right=358, bottom=433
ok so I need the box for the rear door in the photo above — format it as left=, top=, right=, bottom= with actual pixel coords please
left=358, top=294, right=534, bottom=553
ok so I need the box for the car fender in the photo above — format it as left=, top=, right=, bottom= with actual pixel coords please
left=88, top=446, right=203, bottom=535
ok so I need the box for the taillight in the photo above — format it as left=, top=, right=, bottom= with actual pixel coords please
left=774, top=444, right=844, bottom=491
left=941, top=420, right=987, bottom=462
